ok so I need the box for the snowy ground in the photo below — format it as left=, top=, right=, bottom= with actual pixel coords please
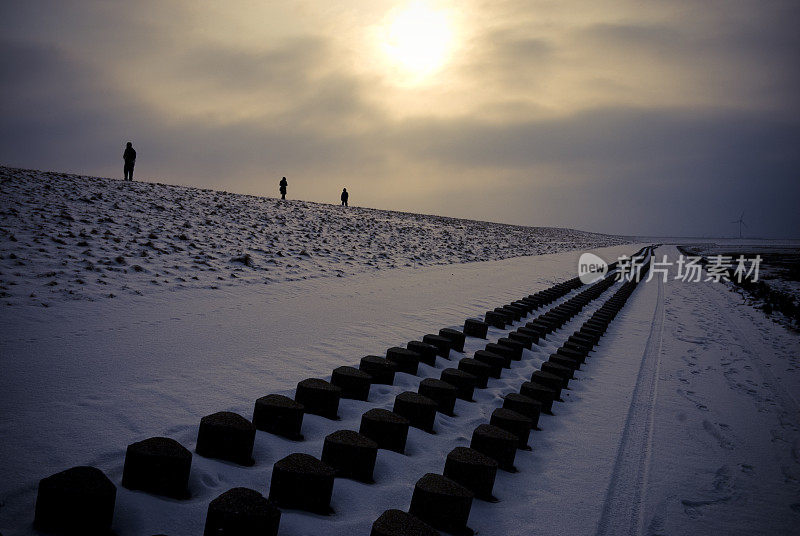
left=639, top=246, right=800, bottom=535
left=680, top=241, right=800, bottom=327
left=1, top=168, right=798, bottom=535
left=1, top=241, right=639, bottom=534
left=0, top=166, right=627, bottom=307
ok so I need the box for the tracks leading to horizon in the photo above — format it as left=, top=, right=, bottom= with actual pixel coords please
left=595, top=271, right=664, bottom=536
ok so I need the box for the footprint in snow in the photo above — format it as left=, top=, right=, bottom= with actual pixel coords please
left=680, top=465, right=736, bottom=518
left=702, top=420, right=735, bottom=450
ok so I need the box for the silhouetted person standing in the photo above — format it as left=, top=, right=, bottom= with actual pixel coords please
left=123, top=142, right=136, bottom=181
left=279, top=176, right=288, bottom=200
left=341, top=187, right=349, bottom=206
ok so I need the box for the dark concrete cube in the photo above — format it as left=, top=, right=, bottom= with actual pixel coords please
left=359, top=355, right=397, bottom=385
left=438, top=328, right=465, bottom=352
left=463, top=319, right=488, bottom=339
left=203, top=487, right=280, bottom=536
left=520, top=381, right=556, bottom=414
left=576, top=331, right=601, bottom=346
left=529, top=316, right=555, bottom=327
left=586, top=319, right=608, bottom=332
left=407, top=341, right=438, bottom=366
left=563, top=340, right=591, bottom=355
left=593, top=310, right=614, bottom=321
left=522, top=295, right=542, bottom=306
left=469, top=424, right=518, bottom=472
left=531, top=370, right=565, bottom=398
left=504, top=304, right=528, bottom=318
left=527, top=320, right=554, bottom=335
left=557, top=346, right=587, bottom=364
left=574, top=328, right=601, bottom=342
left=122, top=437, right=191, bottom=499
left=370, top=509, right=439, bottom=536
left=443, top=447, right=498, bottom=502
left=472, top=350, right=505, bottom=378
left=34, top=466, right=116, bottom=535
left=440, top=368, right=477, bottom=401
left=409, top=474, right=474, bottom=536
left=507, top=331, right=533, bottom=349
left=418, top=378, right=458, bottom=416
left=490, top=408, right=532, bottom=450
left=549, top=353, right=580, bottom=371
left=539, top=317, right=564, bottom=331
left=359, top=408, right=410, bottom=454
left=569, top=333, right=595, bottom=347
left=457, top=358, right=490, bottom=389
left=484, top=310, right=508, bottom=328
left=268, top=453, right=335, bottom=514
left=331, top=366, right=372, bottom=401
left=386, top=347, right=421, bottom=375
left=537, top=317, right=562, bottom=331
left=515, top=326, right=540, bottom=343
left=581, top=319, right=608, bottom=335
left=295, top=378, right=341, bottom=420
left=502, top=393, right=541, bottom=430
left=580, top=326, right=604, bottom=340
left=422, top=334, right=452, bottom=359
left=560, top=303, right=581, bottom=314
left=522, top=324, right=548, bottom=339
left=496, top=338, right=524, bottom=360
left=512, top=300, right=534, bottom=313
left=496, top=306, right=521, bottom=321
left=252, top=394, right=305, bottom=440
left=393, top=391, right=438, bottom=433
left=484, top=343, right=513, bottom=367
left=321, top=430, right=378, bottom=483
left=541, top=361, right=573, bottom=385
left=196, top=411, right=256, bottom=466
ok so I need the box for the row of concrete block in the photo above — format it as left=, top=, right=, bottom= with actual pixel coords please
left=31, top=251, right=656, bottom=535
left=370, top=257, right=654, bottom=534
left=30, top=267, right=590, bottom=534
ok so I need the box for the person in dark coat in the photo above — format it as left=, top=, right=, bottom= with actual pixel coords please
left=279, top=177, right=288, bottom=200
left=123, top=142, right=136, bottom=181
left=341, top=187, right=349, bottom=206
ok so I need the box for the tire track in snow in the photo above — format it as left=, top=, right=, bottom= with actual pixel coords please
left=595, top=273, right=664, bottom=536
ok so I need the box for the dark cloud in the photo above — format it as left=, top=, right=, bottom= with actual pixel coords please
left=574, top=9, right=800, bottom=109
left=381, top=108, right=800, bottom=236
left=390, top=108, right=799, bottom=172
left=0, top=1, right=798, bottom=238
left=175, top=37, right=329, bottom=94
left=0, top=36, right=379, bottom=183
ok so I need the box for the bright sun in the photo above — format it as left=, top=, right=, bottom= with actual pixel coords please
left=382, top=2, right=454, bottom=79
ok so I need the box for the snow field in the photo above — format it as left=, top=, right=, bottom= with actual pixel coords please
left=4, top=164, right=798, bottom=535
left=0, top=166, right=628, bottom=308
left=69, top=249, right=652, bottom=535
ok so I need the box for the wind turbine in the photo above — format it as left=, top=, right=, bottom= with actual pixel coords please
left=731, top=211, right=747, bottom=239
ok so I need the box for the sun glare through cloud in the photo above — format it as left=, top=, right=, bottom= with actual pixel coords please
left=381, top=1, right=455, bottom=82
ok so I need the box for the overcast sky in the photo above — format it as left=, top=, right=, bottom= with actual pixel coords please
left=1, top=0, right=798, bottom=238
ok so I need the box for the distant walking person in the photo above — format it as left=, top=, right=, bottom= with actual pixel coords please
left=279, top=176, right=288, bottom=200
left=341, top=187, right=349, bottom=206
left=123, top=142, right=136, bottom=181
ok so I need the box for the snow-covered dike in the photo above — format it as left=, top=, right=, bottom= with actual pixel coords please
left=0, top=166, right=628, bottom=307
left=1, top=167, right=798, bottom=535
